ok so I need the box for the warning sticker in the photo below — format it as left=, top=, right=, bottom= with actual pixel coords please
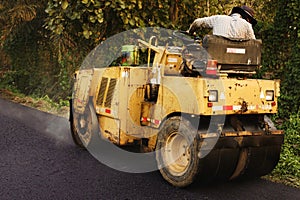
left=226, top=48, right=246, bottom=54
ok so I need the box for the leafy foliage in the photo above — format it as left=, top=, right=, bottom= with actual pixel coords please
left=259, top=0, right=300, bottom=186
left=260, top=0, right=300, bottom=118
left=0, top=0, right=77, bottom=101
left=272, top=113, right=300, bottom=186
left=44, top=0, right=271, bottom=48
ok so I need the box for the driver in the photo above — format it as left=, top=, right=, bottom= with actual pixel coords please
left=187, top=5, right=257, bottom=40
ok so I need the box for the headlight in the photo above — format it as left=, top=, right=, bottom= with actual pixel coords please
left=208, top=90, right=218, bottom=102
left=266, top=90, right=274, bottom=101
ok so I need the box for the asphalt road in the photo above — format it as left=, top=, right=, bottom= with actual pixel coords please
left=0, top=98, right=299, bottom=200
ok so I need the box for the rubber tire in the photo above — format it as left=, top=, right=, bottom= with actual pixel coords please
left=70, top=106, right=92, bottom=149
left=156, top=116, right=200, bottom=188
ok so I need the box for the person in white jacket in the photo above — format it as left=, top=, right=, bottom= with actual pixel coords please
left=187, top=5, right=257, bottom=40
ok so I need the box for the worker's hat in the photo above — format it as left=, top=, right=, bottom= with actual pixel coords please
left=231, top=5, right=257, bottom=26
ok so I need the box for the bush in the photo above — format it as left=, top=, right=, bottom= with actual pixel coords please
left=0, top=70, right=19, bottom=93
left=271, top=112, right=300, bottom=186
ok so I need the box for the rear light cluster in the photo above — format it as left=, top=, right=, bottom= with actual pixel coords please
left=265, top=90, right=274, bottom=101
left=208, top=90, right=218, bottom=102
left=266, top=90, right=276, bottom=107
left=206, top=60, right=218, bottom=75
left=208, top=90, right=218, bottom=108
left=264, top=90, right=276, bottom=107
left=206, top=89, right=277, bottom=109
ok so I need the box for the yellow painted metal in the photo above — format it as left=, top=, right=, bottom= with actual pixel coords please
left=73, top=69, right=93, bottom=114
left=73, top=38, right=282, bottom=146
left=75, top=65, right=281, bottom=144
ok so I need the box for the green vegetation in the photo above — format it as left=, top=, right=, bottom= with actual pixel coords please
left=266, top=113, right=300, bottom=188
left=261, top=1, right=300, bottom=187
left=0, top=0, right=299, bottom=187
left=0, top=88, right=69, bottom=118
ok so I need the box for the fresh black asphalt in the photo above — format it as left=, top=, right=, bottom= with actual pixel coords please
left=0, top=98, right=299, bottom=200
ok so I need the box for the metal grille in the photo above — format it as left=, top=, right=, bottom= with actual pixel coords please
left=105, top=78, right=117, bottom=108
left=96, top=77, right=108, bottom=106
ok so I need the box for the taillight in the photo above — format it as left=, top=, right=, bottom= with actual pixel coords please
left=208, top=90, right=218, bottom=102
left=206, top=60, right=218, bottom=75
left=266, top=90, right=274, bottom=101
left=207, top=102, right=213, bottom=107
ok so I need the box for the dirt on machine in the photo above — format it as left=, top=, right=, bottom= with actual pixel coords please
left=70, top=29, right=284, bottom=187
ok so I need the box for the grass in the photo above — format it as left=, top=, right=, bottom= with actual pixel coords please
left=0, top=88, right=69, bottom=118
left=262, top=174, right=300, bottom=188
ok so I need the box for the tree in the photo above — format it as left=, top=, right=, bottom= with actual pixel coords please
left=0, top=0, right=40, bottom=44
left=0, top=0, right=46, bottom=94
left=260, top=0, right=300, bottom=118
left=0, top=0, right=75, bottom=100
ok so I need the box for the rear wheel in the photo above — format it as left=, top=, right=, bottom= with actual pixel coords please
left=156, top=117, right=200, bottom=187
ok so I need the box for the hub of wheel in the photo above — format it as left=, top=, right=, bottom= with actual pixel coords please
left=164, top=131, right=191, bottom=176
